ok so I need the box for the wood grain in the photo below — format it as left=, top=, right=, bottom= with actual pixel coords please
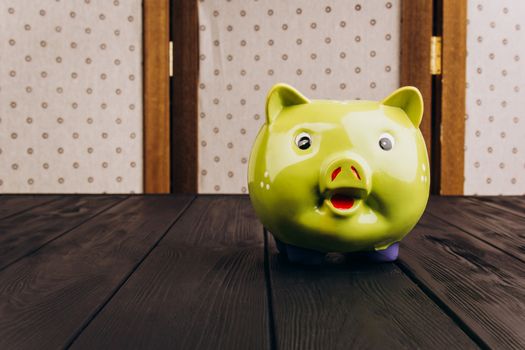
left=400, top=0, right=433, bottom=158
left=426, top=196, right=525, bottom=262
left=399, top=211, right=525, bottom=349
left=440, top=0, right=467, bottom=195
left=71, top=196, right=268, bottom=349
left=171, top=0, right=199, bottom=193
left=267, top=232, right=477, bottom=349
left=0, top=196, right=125, bottom=270
left=144, top=0, right=171, bottom=193
left=471, top=196, right=525, bottom=219
left=3, top=194, right=522, bottom=348
left=0, top=195, right=193, bottom=349
left=0, top=195, right=57, bottom=220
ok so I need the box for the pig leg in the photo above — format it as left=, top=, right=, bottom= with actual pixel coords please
left=347, top=243, right=399, bottom=263
left=274, top=237, right=325, bottom=265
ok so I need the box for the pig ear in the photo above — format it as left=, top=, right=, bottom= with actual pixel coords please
left=381, top=86, right=424, bottom=128
left=265, top=83, right=310, bottom=124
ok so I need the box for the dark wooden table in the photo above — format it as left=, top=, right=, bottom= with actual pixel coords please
left=0, top=195, right=524, bottom=349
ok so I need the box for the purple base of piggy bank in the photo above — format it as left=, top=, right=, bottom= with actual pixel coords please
left=346, top=243, right=399, bottom=263
left=275, top=238, right=326, bottom=265
left=275, top=237, right=399, bottom=265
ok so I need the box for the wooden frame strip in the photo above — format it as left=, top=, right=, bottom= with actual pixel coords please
left=170, top=0, right=199, bottom=193
left=400, top=0, right=433, bottom=159
left=440, top=0, right=466, bottom=195
left=143, top=0, right=171, bottom=193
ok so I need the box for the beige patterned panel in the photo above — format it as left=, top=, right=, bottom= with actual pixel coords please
left=0, top=0, right=143, bottom=193
left=465, top=1, right=525, bottom=194
left=198, top=0, right=400, bottom=193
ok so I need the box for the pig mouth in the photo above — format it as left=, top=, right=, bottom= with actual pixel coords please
left=330, top=193, right=355, bottom=210
left=324, top=187, right=367, bottom=216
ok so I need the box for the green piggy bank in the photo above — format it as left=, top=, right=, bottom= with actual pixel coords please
left=248, top=83, right=430, bottom=264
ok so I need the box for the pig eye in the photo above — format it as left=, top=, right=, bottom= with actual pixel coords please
left=295, top=132, right=312, bottom=150
left=379, top=133, right=394, bottom=151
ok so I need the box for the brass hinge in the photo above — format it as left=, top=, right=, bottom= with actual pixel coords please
left=169, top=41, right=173, bottom=77
left=430, top=36, right=442, bottom=75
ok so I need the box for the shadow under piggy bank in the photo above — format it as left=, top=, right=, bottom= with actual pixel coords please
left=274, top=236, right=399, bottom=266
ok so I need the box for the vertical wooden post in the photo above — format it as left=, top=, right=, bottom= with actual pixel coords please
left=440, top=0, right=466, bottom=195
left=143, top=0, right=171, bottom=193
left=400, top=0, right=433, bottom=158
left=171, top=0, right=199, bottom=193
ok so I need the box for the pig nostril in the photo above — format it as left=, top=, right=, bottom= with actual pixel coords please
left=351, top=166, right=361, bottom=180
left=331, top=167, right=342, bottom=181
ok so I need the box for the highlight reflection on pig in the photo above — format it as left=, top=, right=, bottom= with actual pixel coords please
left=248, top=84, right=430, bottom=264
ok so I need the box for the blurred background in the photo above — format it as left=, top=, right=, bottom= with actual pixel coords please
left=0, top=0, right=523, bottom=195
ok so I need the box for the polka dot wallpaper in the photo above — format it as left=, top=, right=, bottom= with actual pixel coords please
left=198, top=0, right=401, bottom=193
left=0, top=0, right=143, bottom=193
left=465, top=0, right=525, bottom=195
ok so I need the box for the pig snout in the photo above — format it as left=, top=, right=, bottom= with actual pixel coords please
left=319, top=153, right=371, bottom=197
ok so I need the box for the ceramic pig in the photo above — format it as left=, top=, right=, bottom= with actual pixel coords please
left=248, top=83, right=430, bottom=264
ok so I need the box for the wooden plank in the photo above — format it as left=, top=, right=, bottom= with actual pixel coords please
left=0, top=195, right=57, bottom=220
left=267, top=233, right=478, bottom=349
left=71, top=196, right=268, bottom=349
left=0, top=196, right=125, bottom=270
left=0, top=195, right=193, bottom=349
left=400, top=0, right=433, bottom=158
left=426, top=196, right=525, bottom=262
left=171, top=0, right=199, bottom=193
left=399, top=211, right=525, bottom=349
left=471, top=196, right=525, bottom=219
left=440, top=0, right=467, bottom=194
left=144, top=0, right=171, bottom=193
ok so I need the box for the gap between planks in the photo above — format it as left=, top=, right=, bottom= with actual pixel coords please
left=65, top=196, right=196, bottom=349
left=265, top=231, right=477, bottom=349
left=0, top=196, right=129, bottom=272
left=0, top=195, right=194, bottom=349
left=0, top=196, right=60, bottom=221
left=263, top=229, right=277, bottom=350
left=69, top=196, right=268, bottom=350
left=466, top=196, right=525, bottom=220
left=395, top=260, right=490, bottom=350
left=426, top=207, right=525, bottom=265
left=399, top=210, right=525, bottom=348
